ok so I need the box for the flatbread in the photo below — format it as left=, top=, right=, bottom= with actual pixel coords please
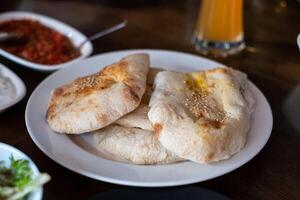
left=46, top=54, right=149, bottom=134
left=93, top=125, right=182, bottom=165
left=92, top=68, right=184, bottom=165
left=148, top=67, right=255, bottom=163
left=115, top=103, right=152, bottom=131
left=115, top=68, right=162, bottom=131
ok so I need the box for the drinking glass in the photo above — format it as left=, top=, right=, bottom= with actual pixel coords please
left=193, top=0, right=245, bottom=57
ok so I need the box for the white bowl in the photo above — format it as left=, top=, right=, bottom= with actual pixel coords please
left=297, top=33, right=300, bottom=50
left=0, top=63, right=26, bottom=112
left=0, top=11, right=93, bottom=72
left=0, top=142, right=43, bottom=200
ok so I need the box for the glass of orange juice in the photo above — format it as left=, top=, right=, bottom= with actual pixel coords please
left=193, top=0, right=245, bottom=57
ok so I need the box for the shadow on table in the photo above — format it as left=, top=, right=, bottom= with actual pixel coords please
left=88, top=186, right=230, bottom=200
left=283, top=84, right=300, bottom=135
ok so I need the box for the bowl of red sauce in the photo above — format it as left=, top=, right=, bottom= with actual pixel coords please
left=0, top=11, right=93, bottom=72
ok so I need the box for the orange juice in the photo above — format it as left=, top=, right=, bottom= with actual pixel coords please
left=195, top=0, right=243, bottom=42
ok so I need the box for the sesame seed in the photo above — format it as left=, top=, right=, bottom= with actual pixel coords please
left=185, top=91, right=225, bottom=123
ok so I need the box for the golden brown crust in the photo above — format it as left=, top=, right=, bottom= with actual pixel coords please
left=47, top=61, right=132, bottom=121
left=46, top=104, right=55, bottom=121
left=51, top=60, right=134, bottom=100
left=73, top=61, right=130, bottom=95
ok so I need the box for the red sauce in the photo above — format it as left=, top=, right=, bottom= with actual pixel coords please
left=0, top=19, right=81, bottom=65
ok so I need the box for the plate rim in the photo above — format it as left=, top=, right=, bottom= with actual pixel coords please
left=25, top=49, right=273, bottom=187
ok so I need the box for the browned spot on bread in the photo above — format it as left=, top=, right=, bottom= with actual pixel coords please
left=46, top=104, right=55, bottom=121
left=153, top=123, right=163, bottom=137
left=203, top=152, right=214, bottom=162
left=62, top=92, right=71, bottom=97
left=54, top=84, right=72, bottom=98
left=53, top=87, right=64, bottom=97
left=96, top=114, right=108, bottom=124
left=209, top=120, right=224, bottom=129
left=128, top=84, right=141, bottom=93
left=123, top=87, right=140, bottom=103
left=198, top=119, right=224, bottom=129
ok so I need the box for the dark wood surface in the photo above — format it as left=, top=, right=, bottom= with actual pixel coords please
left=1, top=0, right=300, bottom=199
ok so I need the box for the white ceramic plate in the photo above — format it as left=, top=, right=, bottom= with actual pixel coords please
left=0, top=143, right=43, bottom=200
left=0, top=11, right=93, bottom=72
left=25, top=49, right=273, bottom=187
left=0, top=63, right=26, bottom=112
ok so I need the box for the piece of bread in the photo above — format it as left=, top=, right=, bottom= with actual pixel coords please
left=115, top=103, right=152, bottom=131
left=46, top=54, right=149, bottom=134
left=148, top=67, right=255, bottom=163
left=92, top=125, right=183, bottom=165
left=115, top=68, right=162, bottom=131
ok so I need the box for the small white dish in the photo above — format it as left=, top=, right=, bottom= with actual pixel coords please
left=0, top=63, right=26, bottom=112
left=0, top=142, right=43, bottom=200
left=297, top=33, right=300, bottom=50
left=0, top=11, right=93, bottom=72
left=25, top=49, right=273, bottom=187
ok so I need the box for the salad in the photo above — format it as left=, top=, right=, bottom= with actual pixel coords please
left=0, top=156, right=50, bottom=200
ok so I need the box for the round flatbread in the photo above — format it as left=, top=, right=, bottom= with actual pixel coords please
left=46, top=54, right=149, bottom=134
left=92, top=125, right=182, bottom=165
left=148, top=68, right=255, bottom=163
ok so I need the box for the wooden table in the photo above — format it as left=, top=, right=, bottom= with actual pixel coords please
left=1, top=0, right=300, bottom=199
